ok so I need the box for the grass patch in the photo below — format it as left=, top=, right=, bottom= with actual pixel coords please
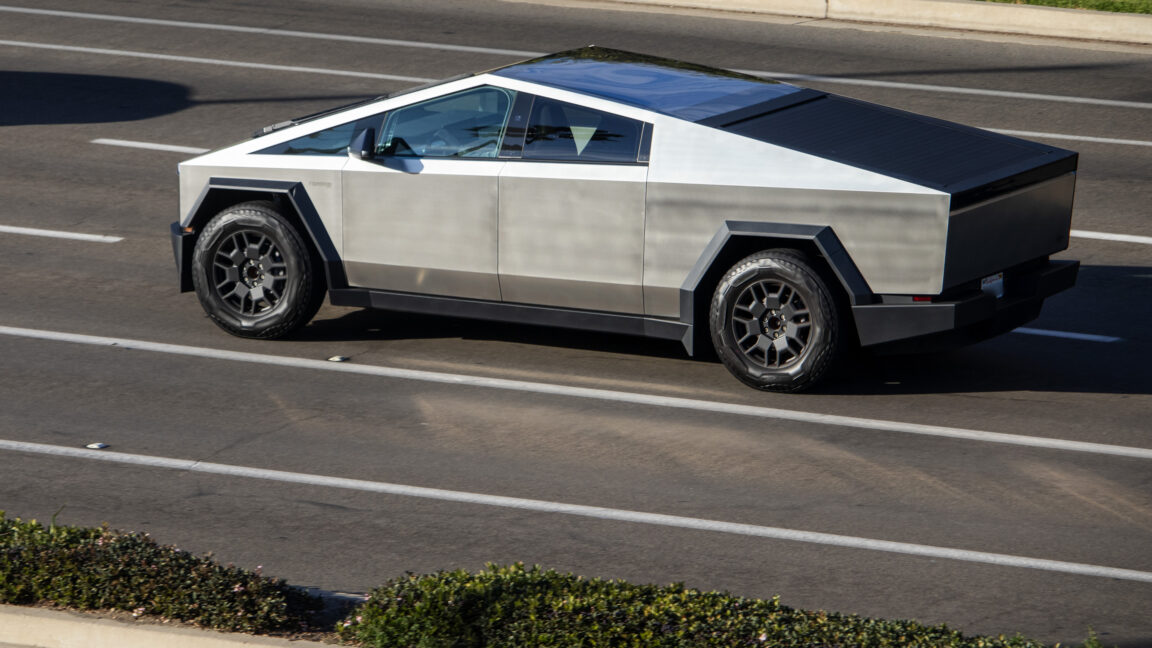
left=0, top=512, right=321, bottom=633
left=978, top=0, right=1152, bottom=14
left=340, top=563, right=1049, bottom=648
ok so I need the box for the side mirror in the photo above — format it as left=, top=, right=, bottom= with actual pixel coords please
left=348, top=127, right=376, bottom=160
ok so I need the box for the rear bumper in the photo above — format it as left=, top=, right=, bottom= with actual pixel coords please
left=170, top=221, right=195, bottom=293
left=852, top=259, right=1079, bottom=352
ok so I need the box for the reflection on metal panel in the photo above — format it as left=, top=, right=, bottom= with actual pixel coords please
left=342, top=158, right=503, bottom=300
left=342, top=263, right=500, bottom=299
left=943, top=173, right=1076, bottom=288
left=644, top=183, right=950, bottom=318
left=179, top=159, right=346, bottom=254
left=499, top=163, right=647, bottom=312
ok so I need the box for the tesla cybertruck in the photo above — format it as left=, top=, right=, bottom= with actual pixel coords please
left=171, top=47, right=1078, bottom=391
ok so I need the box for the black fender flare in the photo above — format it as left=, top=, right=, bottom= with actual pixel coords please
left=677, top=221, right=873, bottom=354
left=172, top=177, right=346, bottom=293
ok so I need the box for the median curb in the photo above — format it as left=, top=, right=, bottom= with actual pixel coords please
left=0, top=605, right=330, bottom=648
left=573, top=0, right=1152, bottom=45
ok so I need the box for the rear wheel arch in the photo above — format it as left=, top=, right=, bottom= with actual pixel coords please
left=679, top=223, right=870, bottom=360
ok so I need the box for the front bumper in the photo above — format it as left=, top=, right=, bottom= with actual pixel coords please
left=170, top=221, right=196, bottom=293
left=852, top=259, right=1079, bottom=352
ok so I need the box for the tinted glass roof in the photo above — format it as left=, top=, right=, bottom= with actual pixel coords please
left=491, top=47, right=804, bottom=122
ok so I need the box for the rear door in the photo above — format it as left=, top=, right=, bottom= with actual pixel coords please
left=497, top=96, right=651, bottom=314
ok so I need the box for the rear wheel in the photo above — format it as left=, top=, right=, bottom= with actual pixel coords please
left=709, top=249, right=839, bottom=392
left=191, top=201, right=324, bottom=339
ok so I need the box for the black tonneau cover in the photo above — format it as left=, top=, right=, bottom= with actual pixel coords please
left=709, top=94, right=1077, bottom=210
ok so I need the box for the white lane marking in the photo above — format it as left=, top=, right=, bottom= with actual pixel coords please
left=7, top=49, right=1147, bottom=159
left=1072, top=229, right=1152, bottom=245
left=0, top=5, right=540, bottom=57
left=2, top=438, right=1150, bottom=583
left=2, top=325, right=1150, bottom=461
left=1014, top=328, right=1123, bottom=343
left=0, top=225, right=122, bottom=243
left=742, top=70, right=1152, bottom=111
left=987, top=129, right=1152, bottom=148
left=0, top=40, right=434, bottom=83
left=91, top=138, right=209, bottom=155
left=1, top=5, right=1149, bottom=112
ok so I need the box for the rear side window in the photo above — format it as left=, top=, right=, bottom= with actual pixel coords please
left=522, top=98, right=643, bottom=163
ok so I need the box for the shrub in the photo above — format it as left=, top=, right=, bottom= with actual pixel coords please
left=340, top=563, right=1046, bottom=648
left=0, top=512, right=319, bottom=633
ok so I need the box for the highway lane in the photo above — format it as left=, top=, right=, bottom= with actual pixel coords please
left=1, top=0, right=1150, bottom=644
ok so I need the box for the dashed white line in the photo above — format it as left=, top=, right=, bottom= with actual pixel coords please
left=988, top=129, right=1152, bottom=148
left=744, top=71, right=1152, bottom=111
left=2, top=438, right=1150, bottom=583
left=1013, top=328, right=1123, bottom=343
left=2, top=5, right=1150, bottom=111
left=0, top=5, right=539, bottom=57
left=91, top=138, right=209, bottom=155
left=0, top=225, right=122, bottom=243
left=0, top=40, right=434, bottom=83
left=1, top=325, right=1150, bottom=460
left=1072, top=229, right=1152, bottom=246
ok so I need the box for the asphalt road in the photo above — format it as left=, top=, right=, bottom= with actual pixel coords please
left=1, top=1, right=1150, bottom=645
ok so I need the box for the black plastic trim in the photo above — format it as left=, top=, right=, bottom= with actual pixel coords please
left=329, top=288, right=692, bottom=347
left=170, top=222, right=196, bottom=292
left=853, top=259, right=1078, bottom=349
left=680, top=222, right=873, bottom=323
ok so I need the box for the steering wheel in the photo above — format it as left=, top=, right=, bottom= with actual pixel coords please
left=421, top=128, right=461, bottom=157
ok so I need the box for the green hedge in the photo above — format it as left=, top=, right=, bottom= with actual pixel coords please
left=0, top=512, right=318, bottom=633
left=340, top=563, right=1047, bottom=648
left=979, top=0, right=1152, bottom=14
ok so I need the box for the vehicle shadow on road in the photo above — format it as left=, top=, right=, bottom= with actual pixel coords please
left=821, top=264, right=1151, bottom=396
left=299, top=308, right=692, bottom=361
left=0, top=71, right=371, bottom=126
left=301, top=264, right=1148, bottom=395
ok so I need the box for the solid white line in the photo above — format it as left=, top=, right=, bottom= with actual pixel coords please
left=742, top=70, right=1152, bottom=111
left=0, top=5, right=540, bottom=57
left=1013, top=328, right=1123, bottom=343
left=0, top=225, right=122, bottom=243
left=2, top=437, right=1150, bottom=583
left=1072, top=229, right=1152, bottom=245
left=0, top=40, right=434, bottom=83
left=987, top=129, right=1152, bottom=148
left=1, top=5, right=1149, bottom=111
left=1, top=325, right=1150, bottom=461
left=91, top=138, right=208, bottom=155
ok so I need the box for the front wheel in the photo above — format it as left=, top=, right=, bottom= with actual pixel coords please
left=190, top=201, right=324, bottom=339
left=709, top=249, right=839, bottom=392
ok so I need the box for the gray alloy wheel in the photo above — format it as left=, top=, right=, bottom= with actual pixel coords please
left=709, top=249, right=839, bottom=392
left=191, top=201, right=324, bottom=339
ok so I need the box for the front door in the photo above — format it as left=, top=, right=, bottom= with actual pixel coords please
left=341, top=86, right=516, bottom=301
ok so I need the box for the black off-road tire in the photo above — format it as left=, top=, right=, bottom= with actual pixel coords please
left=191, top=201, right=325, bottom=339
left=709, top=249, right=840, bottom=392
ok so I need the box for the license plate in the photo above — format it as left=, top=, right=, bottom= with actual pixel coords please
left=981, top=272, right=1005, bottom=299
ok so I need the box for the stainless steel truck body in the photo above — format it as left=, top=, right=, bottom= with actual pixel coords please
left=172, top=48, right=1078, bottom=391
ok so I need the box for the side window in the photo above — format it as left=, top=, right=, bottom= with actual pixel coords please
left=379, top=87, right=515, bottom=159
left=256, top=115, right=383, bottom=156
left=523, top=98, right=643, bottom=163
